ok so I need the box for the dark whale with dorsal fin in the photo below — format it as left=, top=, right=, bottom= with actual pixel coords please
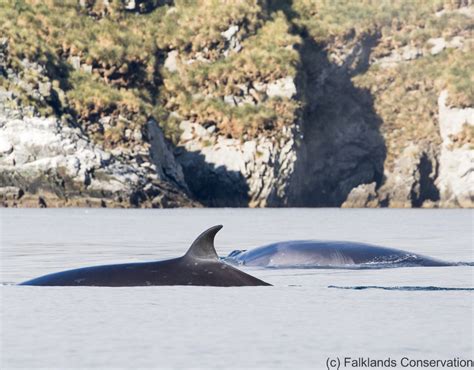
left=223, top=240, right=464, bottom=269
left=19, top=225, right=271, bottom=287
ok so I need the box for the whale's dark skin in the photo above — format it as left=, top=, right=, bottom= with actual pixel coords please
left=20, top=225, right=271, bottom=287
left=224, top=240, right=458, bottom=269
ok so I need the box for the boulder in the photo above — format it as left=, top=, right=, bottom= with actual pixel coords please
left=164, top=50, right=179, bottom=72
left=342, top=182, right=379, bottom=208
left=266, top=77, right=297, bottom=99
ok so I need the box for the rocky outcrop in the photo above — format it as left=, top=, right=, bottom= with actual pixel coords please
left=0, top=115, right=195, bottom=207
left=342, top=182, right=379, bottom=208
left=221, top=24, right=243, bottom=57
left=0, top=34, right=195, bottom=208
left=147, top=120, right=188, bottom=191
left=377, top=144, right=439, bottom=208
left=175, top=120, right=297, bottom=207
left=373, top=35, right=468, bottom=68
left=78, top=0, right=173, bottom=16
left=437, top=90, right=474, bottom=207
left=342, top=144, right=441, bottom=209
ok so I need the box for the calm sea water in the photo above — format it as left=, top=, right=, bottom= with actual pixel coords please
left=1, top=209, right=473, bottom=369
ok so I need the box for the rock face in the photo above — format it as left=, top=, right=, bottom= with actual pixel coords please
left=0, top=34, right=194, bottom=208
left=437, top=90, right=474, bottom=207
left=378, top=144, right=439, bottom=208
left=282, top=33, right=386, bottom=207
left=0, top=115, right=195, bottom=207
left=1, top=2, right=472, bottom=208
left=175, top=121, right=297, bottom=207
left=342, top=182, right=379, bottom=208
left=174, top=3, right=472, bottom=209
left=165, top=17, right=302, bottom=207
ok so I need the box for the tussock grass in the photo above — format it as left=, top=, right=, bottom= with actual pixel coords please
left=1, top=0, right=471, bottom=146
left=160, top=11, right=301, bottom=138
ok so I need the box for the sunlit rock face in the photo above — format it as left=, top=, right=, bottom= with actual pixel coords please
left=0, top=115, right=195, bottom=208
left=436, top=90, right=474, bottom=208
left=0, top=34, right=194, bottom=208
left=175, top=120, right=298, bottom=207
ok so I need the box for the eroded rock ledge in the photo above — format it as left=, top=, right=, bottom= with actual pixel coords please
left=0, top=115, right=196, bottom=208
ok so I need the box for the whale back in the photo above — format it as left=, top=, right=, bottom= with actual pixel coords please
left=19, top=224, right=272, bottom=286
left=223, top=240, right=454, bottom=268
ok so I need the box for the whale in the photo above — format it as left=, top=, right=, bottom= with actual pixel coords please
left=20, top=225, right=271, bottom=287
left=223, top=240, right=461, bottom=269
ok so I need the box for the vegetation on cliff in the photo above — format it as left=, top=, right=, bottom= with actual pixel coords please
left=1, top=0, right=472, bottom=207
left=291, top=0, right=472, bottom=170
left=1, top=1, right=471, bottom=141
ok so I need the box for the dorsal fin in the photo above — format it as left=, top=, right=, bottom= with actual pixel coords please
left=184, top=225, right=223, bottom=260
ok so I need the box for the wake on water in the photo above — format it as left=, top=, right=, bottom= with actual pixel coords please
left=230, top=259, right=474, bottom=270
left=328, top=286, right=474, bottom=291
left=7, top=282, right=473, bottom=291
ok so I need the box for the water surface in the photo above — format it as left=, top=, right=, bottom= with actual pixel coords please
left=1, top=209, right=473, bottom=369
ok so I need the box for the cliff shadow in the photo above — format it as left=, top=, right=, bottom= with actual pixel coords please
left=268, top=1, right=387, bottom=206
left=174, top=147, right=250, bottom=207
left=411, top=152, right=440, bottom=207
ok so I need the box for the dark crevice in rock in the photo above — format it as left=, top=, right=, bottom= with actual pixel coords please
left=411, top=152, right=440, bottom=207
left=38, top=197, right=47, bottom=208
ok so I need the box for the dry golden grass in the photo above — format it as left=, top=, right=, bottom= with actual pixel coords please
left=1, top=0, right=471, bottom=146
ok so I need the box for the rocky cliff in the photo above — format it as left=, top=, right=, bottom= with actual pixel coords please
left=0, top=37, right=194, bottom=207
left=0, top=0, right=472, bottom=208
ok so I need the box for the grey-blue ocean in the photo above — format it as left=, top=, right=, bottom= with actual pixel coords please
left=1, top=208, right=472, bottom=369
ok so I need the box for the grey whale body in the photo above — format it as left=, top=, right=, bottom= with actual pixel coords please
left=20, top=225, right=271, bottom=287
left=224, top=240, right=458, bottom=269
